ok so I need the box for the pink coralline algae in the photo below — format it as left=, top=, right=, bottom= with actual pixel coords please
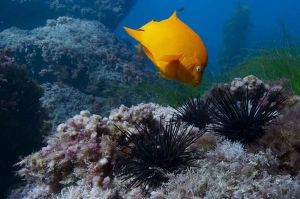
left=18, top=111, right=116, bottom=192
left=16, top=103, right=175, bottom=195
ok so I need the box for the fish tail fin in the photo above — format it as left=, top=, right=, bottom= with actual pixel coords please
left=123, top=27, right=144, bottom=42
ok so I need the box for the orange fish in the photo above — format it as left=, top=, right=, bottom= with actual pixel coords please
left=124, top=11, right=208, bottom=87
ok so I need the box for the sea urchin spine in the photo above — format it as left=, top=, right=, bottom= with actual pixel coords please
left=115, top=119, right=203, bottom=189
left=208, top=86, right=288, bottom=144
left=175, top=97, right=210, bottom=130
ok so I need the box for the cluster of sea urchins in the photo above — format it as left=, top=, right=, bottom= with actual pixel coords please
left=114, top=82, right=288, bottom=191
left=115, top=118, right=204, bottom=189
left=175, top=85, right=288, bottom=144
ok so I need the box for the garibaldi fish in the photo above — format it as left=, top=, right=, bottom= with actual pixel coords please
left=124, top=11, right=208, bottom=87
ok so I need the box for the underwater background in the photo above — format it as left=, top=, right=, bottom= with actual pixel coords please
left=0, top=0, right=300, bottom=198
left=117, top=0, right=300, bottom=71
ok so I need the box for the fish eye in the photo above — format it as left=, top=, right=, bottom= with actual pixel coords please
left=196, top=66, right=201, bottom=73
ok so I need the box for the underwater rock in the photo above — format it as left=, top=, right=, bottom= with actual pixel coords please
left=227, top=75, right=292, bottom=102
left=230, top=75, right=265, bottom=91
left=17, top=111, right=114, bottom=193
left=8, top=183, right=50, bottom=199
left=152, top=141, right=300, bottom=199
left=9, top=180, right=143, bottom=199
left=0, top=0, right=136, bottom=30
left=14, top=103, right=174, bottom=197
left=259, top=107, right=300, bottom=176
left=0, top=17, right=149, bottom=86
left=11, top=101, right=300, bottom=198
left=203, top=75, right=270, bottom=97
left=0, top=50, right=48, bottom=198
left=288, top=95, right=300, bottom=107
left=108, top=103, right=175, bottom=132
left=0, top=17, right=157, bottom=126
left=41, top=83, right=105, bottom=130
left=54, top=180, right=144, bottom=199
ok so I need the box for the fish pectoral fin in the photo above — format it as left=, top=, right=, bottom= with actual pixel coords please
left=143, top=46, right=155, bottom=63
left=123, top=27, right=144, bottom=42
left=158, top=71, right=171, bottom=80
left=159, top=54, right=182, bottom=62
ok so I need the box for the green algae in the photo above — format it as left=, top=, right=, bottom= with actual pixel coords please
left=226, top=47, right=300, bottom=94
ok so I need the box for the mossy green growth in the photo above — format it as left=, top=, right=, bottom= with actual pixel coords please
left=227, top=47, right=300, bottom=94
left=133, top=72, right=217, bottom=107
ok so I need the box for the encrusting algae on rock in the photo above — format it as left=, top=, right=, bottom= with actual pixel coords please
left=151, top=141, right=300, bottom=199
left=258, top=107, right=300, bottom=175
left=14, top=103, right=176, bottom=198
left=11, top=76, right=300, bottom=199
left=17, top=111, right=115, bottom=192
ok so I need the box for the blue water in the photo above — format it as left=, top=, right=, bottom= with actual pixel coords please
left=116, top=0, right=300, bottom=72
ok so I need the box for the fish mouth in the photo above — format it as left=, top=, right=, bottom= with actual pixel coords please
left=192, top=78, right=202, bottom=87
left=191, top=79, right=201, bottom=87
left=193, top=70, right=204, bottom=86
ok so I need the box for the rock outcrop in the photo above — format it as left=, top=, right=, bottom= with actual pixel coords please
left=0, top=17, right=157, bottom=128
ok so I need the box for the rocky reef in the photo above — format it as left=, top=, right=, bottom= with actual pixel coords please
left=152, top=141, right=300, bottom=199
left=0, top=0, right=136, bottom=30
left=0, top=50, right=48, bottom=198
left=0, top=17, right=148, bottom=86
left=40, top=83, right=105, bottom=129
left=9, top=76, right=300, bottom=199
left=0, top=17, right=156, bottom=128
left=11, top=103, right=173, bottom=198
left=259, top=107, right=300, bottom=175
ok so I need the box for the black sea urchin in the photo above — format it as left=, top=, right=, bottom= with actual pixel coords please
left=208, top=86, right=288, bottom=144
left=115, top=119, right=203, bottom=189
left=175, top=97, right=210, bottom=129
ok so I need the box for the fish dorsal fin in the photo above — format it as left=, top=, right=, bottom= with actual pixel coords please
left=170, top=11, right=177, bottom=19
left=159, top=54, right=182, bottom=62
left=123, top=27, right=144, bottom=42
